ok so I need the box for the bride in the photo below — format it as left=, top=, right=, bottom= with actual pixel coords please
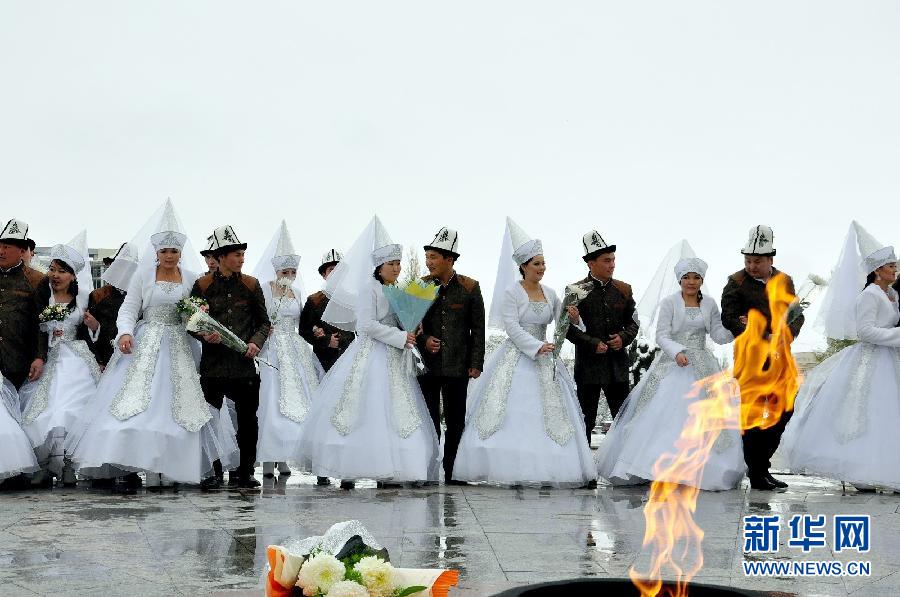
left=595, top=248, right=745, bottom=491
left=779, top=221, right=900, bottom=491
left=20, top=231, right=100, bottom=486
left=66, top=201, right=236, bottom=487
left=452, top=218, right=595, bottom=487
left=294, top=216, right=440, bottom=487
left=252, top=221, right=323, bottom=478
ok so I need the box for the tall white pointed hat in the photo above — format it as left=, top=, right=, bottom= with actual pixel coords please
left=101, top=242, right=140, bottom=291
left=582, top=230, right=615, bottom=262
left=371, top=216, right=402, bottom=267
left=150, top=199, right=187, bottom=251
left=741, top=224, right=776, bottom=256
left=50, top=230, right=87, bottom=274
left=424, top=226, right=460, bottom=258
left=508, top=217, right=542, bottom=266
left=854, top=221, right=896, bottom=274
left=270, top=220, right=300, bottom=271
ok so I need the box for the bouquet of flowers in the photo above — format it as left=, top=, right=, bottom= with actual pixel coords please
left=551, top=281, right=594, bottom=378
left=39, top=303, right=72, bottom=347
left=266, top=521, right=458, bottom=597
left=184, top=310, right=277, bottom=371
left=176, top=296, right=208, bottom=318
left=382, top=279, right=440, bottom=373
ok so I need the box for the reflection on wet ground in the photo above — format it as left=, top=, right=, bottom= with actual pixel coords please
left=0, top=470, right=897, bottom=596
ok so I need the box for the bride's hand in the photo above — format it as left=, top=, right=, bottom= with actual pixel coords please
left=405, top=332, right=417, bottom=347
left=675, top=352, right=689, bottom=367
left=537, top=342, right=555, bottom=355
left=119, top=335, right=134, bottom=354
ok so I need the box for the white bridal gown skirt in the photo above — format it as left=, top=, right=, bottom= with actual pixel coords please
left=294, top=336, right=440, bottom=482
left=256, top=334, right=323, bottom=463
left=596, top=361, right=746, bottom=491
left=67, top=325, right=238, bottom=484
left=0, top=379, right=39, bottom=481
left=453, top=344, right=596, bottom=487
left=780, top=343, right=900, bottom=490
left=20, top=342, right=98, bottom=473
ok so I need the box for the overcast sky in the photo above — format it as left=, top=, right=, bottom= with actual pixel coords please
left=2, top=1, right=899, bottom=346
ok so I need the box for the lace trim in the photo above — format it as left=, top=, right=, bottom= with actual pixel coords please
left=22, top=340, right=100, bottom=424
left=331, top=337, right=373, bottom=435
left=385, top=344, right=423, bottom=438
left=535, top=355, right=575, bottom=446
left=274, top=330, right=317, bottom=424
left=475, top=341, right=521, bottom=440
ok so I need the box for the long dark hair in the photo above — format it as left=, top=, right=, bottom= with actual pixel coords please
left=37, top=259, right=79, bottom=308
left=373, top=265, right=385, bottom=284
left=864, top=271, right=877, bottom=290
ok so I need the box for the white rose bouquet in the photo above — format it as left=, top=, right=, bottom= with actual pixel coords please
left=184, top=310, right=277, bottom=371
left=38, top=303, right=72, bottom=348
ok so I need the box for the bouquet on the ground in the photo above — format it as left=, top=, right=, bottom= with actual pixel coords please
left=176, top=296, right=208, bottom=318
left=39, top=303, right=73, bottom=347
left=382, top=280, right=440, bottom=373
left=550, top=281, right=594, bottom=377
left=184, top=309, right=277, bottom=371
left=266, top=521, right=458, bottom=597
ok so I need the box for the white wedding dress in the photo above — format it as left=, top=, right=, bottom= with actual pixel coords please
left=20, top=298, right=100, bottom=475
left=779, top=283, right=900, bottom=489
left=256, top=287, right=323, bottom=463
left=67, top=272, right=237, bottom=484
left=294, top=278, right=440, bottom=482
left=453, top=282, right=595, bottom=487
left=0, top=376, right=39, bottom=481
left=596, top=292, right=745, bottom=491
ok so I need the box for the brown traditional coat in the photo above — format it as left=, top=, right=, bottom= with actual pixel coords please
left=298, top=291, right=355, bottom=371
left=565, top=276, right=639, bottom=385
left=0, top=262, right=46, bottom=378
left=416, top=273, right=486, bottom=377
left=190, top=271, right=270, bottom=378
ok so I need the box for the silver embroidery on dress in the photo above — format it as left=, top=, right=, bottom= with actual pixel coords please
left=474, top=340, right=520, bottom=440
left=273, top=316, right=316, bottom=424
left=331, top=336, right=373, bottom=436
left=633, top=317, right=737, bottom=454
left=23, top=318, right=100, bottom=424
left=833, top=343, right=876, bottom=443
left=109, top=303, right=211, bottom=432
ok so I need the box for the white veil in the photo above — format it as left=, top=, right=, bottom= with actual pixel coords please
left=814, top=220, right=884, bottom=341
left=101, top=243, right=140, bottom=292
left=321, top=215, right=395, bottom=332
left=251, top=220, right=306, bottom=308
left=131, top=199, right=201, bottom=282
left=487, top=217, right=535, bottom=331
left=636, top=239, right=708, bottom=345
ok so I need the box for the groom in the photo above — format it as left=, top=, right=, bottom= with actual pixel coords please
left=192, top=225, right=270, bottom=489
left=417, top=227, right=485, bottom=485
left=566, top=231, right=639, bottom=443
left=721, top=225, right=804, bottom=491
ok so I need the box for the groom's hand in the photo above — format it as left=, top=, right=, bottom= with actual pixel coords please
left=425, top=336, right=441, bottom=354
left=608, top=334, right=623, bottom=351
left=468, top=368, right=481, bottom=379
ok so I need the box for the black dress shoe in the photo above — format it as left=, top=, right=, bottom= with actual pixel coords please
left=446, top=479, right=468, bottom=486
left=376, top=481, right=403, bottom=489
left=749, top=475, right=777, bottom=490
left=316, top=476, right=330, bottom=486
left=90, top=478, right=116, bottom=489
left=238, top=476, right=261, bottom=488
left=200, top=476, right=221, bottom=491
left=765, top=473, right=788, bottom=489
left=581, top=479, right=598, bottom=490
left=339, top=480, right=355, bottom=490
left=263, top=472, right=275, bottom=479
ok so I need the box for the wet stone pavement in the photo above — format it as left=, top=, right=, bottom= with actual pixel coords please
left=1, top=469, right=898, bottom=596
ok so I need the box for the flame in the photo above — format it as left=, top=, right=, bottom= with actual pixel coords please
left=630, top=273, right=800, bottom=596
